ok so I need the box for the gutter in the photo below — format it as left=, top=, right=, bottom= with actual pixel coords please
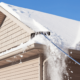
left=0, top=43, right=45, bottom=60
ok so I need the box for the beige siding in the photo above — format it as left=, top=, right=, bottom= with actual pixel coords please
left=0, top=16, right=30, bottom=52
left=0, top=57, right=40, bottom=80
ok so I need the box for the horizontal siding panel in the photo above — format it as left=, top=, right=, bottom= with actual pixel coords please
left=0, top=35, right=29, bottom=50
left=0, top=69, right=38, bottom=79
left=7, top=26, right=21, bottom=35
left=0, top=22, right=17, bottom=35
left=13, top=36, right=29, bottom=45
left=0, top=17, right=28, bottom=52
left=0, top=21, right=15, bottom=32
left=0, top=30, right=27, bottom=44
left=1, top=73, right=39, bottom=80
left=1, top=77, right=38, bottom=80
left=0, top=16, right=30, bottom=53
left=0, top=57, right=39, bottom=80
left=0, top=23, right=16, bottom=36
left=12, top=77, right=38, bottom=80
left=0, top=25, right=21, bottom=39
left=0, top=36, right=29, bottom=52
left=0, top=58, right=39, bottom=72
left=17, top=77, right=38, bottom=80
left=0, top=63, right=38, bottom=76
left=1, top=39, right=14, bottom=47
left=0, top=30, right=7, bottom=39
left=1, top=36, right=12, bottom=44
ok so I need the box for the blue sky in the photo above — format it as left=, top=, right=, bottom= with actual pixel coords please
left=0, top=0, right=80, bottom=21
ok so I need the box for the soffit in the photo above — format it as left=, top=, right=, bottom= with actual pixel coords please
left=0, top=43, right=45, bottom=67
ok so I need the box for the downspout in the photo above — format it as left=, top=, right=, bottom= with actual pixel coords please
left=43, top=56, right=51, bottom=80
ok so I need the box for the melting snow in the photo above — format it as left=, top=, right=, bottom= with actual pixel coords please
left=0, top=2, right=80, bottom=48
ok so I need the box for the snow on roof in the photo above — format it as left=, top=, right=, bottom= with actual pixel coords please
left=0, top=2, right=48, bottom=32
left=0, top=2, right=80, bottom=48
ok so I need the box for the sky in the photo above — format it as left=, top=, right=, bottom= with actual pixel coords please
left=0, top=0, right=80, bottom=21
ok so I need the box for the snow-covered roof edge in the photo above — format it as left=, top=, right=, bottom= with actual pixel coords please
left=0, top=2, right=20, bottom=19
left=0, top=2, right=49, bottom=32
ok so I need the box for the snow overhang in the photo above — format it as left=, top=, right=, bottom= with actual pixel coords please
left=0, top=43, right=45, bottom=67
left=0, top=2, right=20, bottom=19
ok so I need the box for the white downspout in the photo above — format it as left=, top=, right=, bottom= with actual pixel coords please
left=43, top=56, right=51, bottom=80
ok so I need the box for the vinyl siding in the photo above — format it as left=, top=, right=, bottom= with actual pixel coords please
left=0, top=57, right=40, bottom=80
left=0, top=16, right=30, bottom=53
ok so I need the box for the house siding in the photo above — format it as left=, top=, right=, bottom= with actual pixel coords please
left=0, top=16, right=30, bottom=53
left=0, top=57, right=40, bottom=80
left=0, top=6, right=42, bottom=80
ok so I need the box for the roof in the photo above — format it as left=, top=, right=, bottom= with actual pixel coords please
left=0, top=2, right=80, bottom=49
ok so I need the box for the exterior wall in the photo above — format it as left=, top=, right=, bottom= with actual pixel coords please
left=66, top=59, right=80, bottom=80
left=0, top=16, right=30, bottom=53
left=0, top=56, right=41, bottom=80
